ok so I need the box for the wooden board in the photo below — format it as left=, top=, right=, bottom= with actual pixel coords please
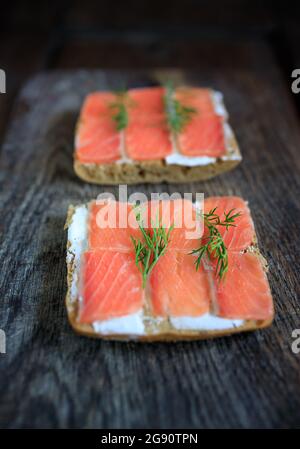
left=0, top=61, right=300, bottom=428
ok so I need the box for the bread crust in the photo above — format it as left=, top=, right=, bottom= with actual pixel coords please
left=65, top=205, right=273, bottom=341
left=74, top=156, right=241, bottom=185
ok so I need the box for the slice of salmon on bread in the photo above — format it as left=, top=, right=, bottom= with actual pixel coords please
left=74, top=87, right=241, bottom=185
left=65, top=197, right=274, bottom=341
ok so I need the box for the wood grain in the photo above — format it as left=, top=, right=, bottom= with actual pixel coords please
left=0, top=54, right=300, bottom=428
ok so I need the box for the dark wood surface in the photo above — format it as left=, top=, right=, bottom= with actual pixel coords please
left=0, top=43, right=300, bottom=428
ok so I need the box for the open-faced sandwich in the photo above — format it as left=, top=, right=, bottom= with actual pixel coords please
left=74, top=86, right=241, bottom=184
left=65, top=197, right=274, bottom=341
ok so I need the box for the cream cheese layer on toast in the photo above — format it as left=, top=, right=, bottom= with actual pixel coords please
left=74, top=87, right=241, bottom=184
left=65, top=197, right=274, bottom=341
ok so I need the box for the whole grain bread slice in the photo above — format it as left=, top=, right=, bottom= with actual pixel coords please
left=73, top=87, right=242, bottom=185
left=65, top=204, right=273, bottom=342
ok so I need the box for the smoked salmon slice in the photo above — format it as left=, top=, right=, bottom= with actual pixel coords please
left=125, top=118, right=172, bottom=160
left=80, top=92, right=116, bottom=120
left=79, top=250, right=143, bottom=323
left=76, top=118, right=121, bottom=164
left=202, top=197, right=273, bottom=321
left=175, top=87, right=226, bottom=158
left=129, top=87, right=167, bottom=116
left=76, top=92, right=121, bottom=164
left=175, top=87, right=217, bottom=116
left=125, top=87, right=172, bottom=160
left=177, top=115, right=226, bottom=158
left=145, top=199, right=201, bottom=253
left=89, top=201, right=140, bottom=252
left=204, top=196, right=255, bottom=251
left=150, top=251, right=211, bottom=317
left=215, top=252, right=274, bottom=321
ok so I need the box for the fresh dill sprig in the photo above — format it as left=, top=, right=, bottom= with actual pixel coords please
left=163, top=82, right=197, bottom=134
left=131, top=205, right=173, bottom=289
left=110, top=91, right=128, bottom=131
left=190, top=208, right=242, bottom=280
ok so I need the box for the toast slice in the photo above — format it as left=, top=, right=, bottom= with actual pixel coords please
left=73, top=87, right=241, bottom=185
left=65, top=198, right=274, bottom=341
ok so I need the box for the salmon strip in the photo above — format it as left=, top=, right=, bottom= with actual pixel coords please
left=125, top=118, right=172, bottom=160
left=202, top=197, right=273, bottom=321
left=125, top=87, right=172, bottom=160
left=79, top=250, right=143, bottom=323
left=204, top=196, right=255, bottom=251
left=215, top=252, right=274, bottom=321
left=80, top=92, right=116, bottom=120
left=89, top=201, right=140, bottom=252
left=175, top=87, right=226, bottom=158
left=75, top=92, right=121, bottom=164
left=177, top=115, right=226, bottom=157
left=150, top=251, right=211, bottom=317
left=145, top=199, right=202, bottom=253
left=175, top=87, right=216, bottom=116
left=129, top=87, right=167, bottom=116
